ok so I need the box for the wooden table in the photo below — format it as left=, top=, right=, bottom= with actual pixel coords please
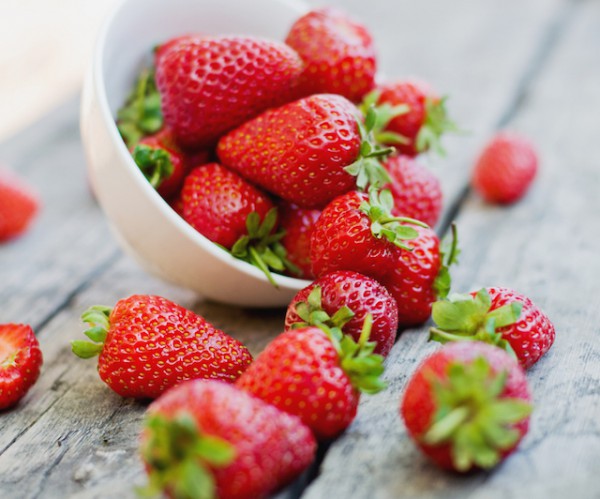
left=1, top=0, right=599, bottom=497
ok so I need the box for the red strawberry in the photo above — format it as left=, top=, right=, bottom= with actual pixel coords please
left=471, top=132, right=538, bottom=204
left=236, top=322, right=386, bottom=439
left=156, top=36, right=303, bottom=148
left=430, top=287, right=555, bottom=369
left=278, top=203, right=321, bottom=279
left=285, top=8, right=376, bottom=102
left=0, top=169, right=39, bottom=242
left=401, top=342, right=532, bottom=472
left=0, top=324, right=43, bottom=410
left=285, top=271, right=398, bottom=356
left=217, top=94, right=393, bottom=209
left=383, top=155, right=442, bottom=227
left=71, top=295, right=252, bottom=399
left=140, top=379, right=316, bottom=499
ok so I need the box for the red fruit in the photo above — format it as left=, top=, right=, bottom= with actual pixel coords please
left=0, top=324, right=43, bottom=410
left=401, top=342, right=532, bottom=472
left=217, top=94, right=392, bottom=209
left=156, top=36, right=303, bottom=148
left=278, top=203, right=321, bottom=279
left=285, top=8, right=376, bottom=102
left=430, top=287, right=555, bottom=369
left=0, top=169, right=39, bottom=242
left=471, top=132, right=538, bottom=204
left=236, top=324, right=386, bottom=439
left=140, top=379, right=316, bottom=499
left=71, top=295, right=252, bottom=399
left=384, top=155, right=442, bottom=227
left=285, top=271, right=398, bottom=356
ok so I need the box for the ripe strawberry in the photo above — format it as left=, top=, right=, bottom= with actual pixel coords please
left=429, top=287, right=555, bottom=369
left=156, top=35, right=303, bottom=148
left=237, top=321, right=386, bottom=439
left=285, top=271, right=398, bottom=356
left=285, top=8, right=376, bottom=102
left=217, top=94, right=393, bottom=209
left=140, top=379, right=316, bottom=499
left=401, top=342, right=532, bottom=472
left=0, top=324, right=43, bottom=410
left=383, top=155, right=443, bottom=227
left=71, top=295, right=252, bottom=399
left=0, top=169, right=39, bottom=242
left=278, top=203, right=321, bottom=279
left=471, top=132, right=538, bottom=204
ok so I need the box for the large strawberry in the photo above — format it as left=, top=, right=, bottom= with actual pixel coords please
left=401, top=342, right=532, bottom=472
left=285, top=271, right=398, bottom=357
left=217, top=94, right=394, bottom=209
left=236, top=321, right=386, bottom=439
left=71, top=295, right=252, bottom=399
left=278, top=203, right=321, bottom=279
left=140, top=379, right=316, bottom=499
left=429, top=287, right=555, bottom=369
left=0, top=324, right=43, bottom=410
left=285, top=8, right=376, bottom=102
left=0, top=169, right=39, bottom=242
left=156, top=35, right=303, bottom=148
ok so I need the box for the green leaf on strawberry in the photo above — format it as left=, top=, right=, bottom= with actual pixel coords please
left=415, top=96, right=461, bottom=156
left=432, top=222, right=460, bottom=300
left=132, top=144, right=174, bottom=189
left=291, top=286, right=356, bottom=331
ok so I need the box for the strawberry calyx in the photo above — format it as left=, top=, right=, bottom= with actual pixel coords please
left=360, top=187, right=428, bottom=250
left=139, top=412, right=235, bottom=499
left=290, top=286, right=355, bottom=331
left=230, top=208, right=300, bottom=288
left=429, top=288, right=522, bottom=360
left=132, top=144, right=174, bottom=189
left=71, top=305, right=113, bottom=359
left=432, top=222, right=460, bottom=300
left=359, top=89, right=411, bottom=147
left=422, top=356, right=532, bottom=471
left=415, top=96, right=459, bottom=156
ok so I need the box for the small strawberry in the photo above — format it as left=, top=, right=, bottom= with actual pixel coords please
left=285, top=271, right=398, bottom=356
left=156, top=35, right=303, bottom=148
left=71, top=295, right=252, bottom=399
left=140, top=379, right=316, bottom=499
left=429, top=287, right=555, bottom=369
left=217, top=94, right=394, bottom=209
left=401, top=342, right=532, bottom=472
left=471, top=132, right=538, bottom=204
left=236, top=320, right=386, bottom=439
left=278, top=203, right=321, bottom=279
left=0, top=324, right=43, bottom=410
left=0, top=169, right=39, bottom=242
left=285, top=8, right=376, bottom=102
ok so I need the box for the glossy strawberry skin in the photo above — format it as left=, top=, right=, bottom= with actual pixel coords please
left=98, top=295, right=252, bottom=399
left=156, top=36, right=303, bottom=148
left=401, top=342, right=531, bottom=471
left=285, top=271, right=398, bottom=356
left=217, top=94, right=361, bottom=209
left=471, top=133, right=538, bottom=204
left=278, top=203, right=321, bottom=279
left=143, top=379, right=316, bottom=499
left=237, top=327, right=359, bottom=439
left=384, top=155, right=442, bottom=227
left=0, top=324, right=43, bottom=410
left=285, top=8, right=376, bottom=102
left=181, top=163, right=274, bottom=249
left=0, top=170, right=39, bottom=242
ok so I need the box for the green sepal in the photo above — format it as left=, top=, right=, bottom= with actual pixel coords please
left=433, top=222, right=460, bottom=300
left=290, top=286, right=356, bottom=331
left=72, top=305, right=113, bottom=359
left=415, top=96, right=460, bottom=157
left=133, top=144, right=174, bottom=189
left=71, top=340, right=104, bottom=359
left=359, top=89, right=411, bottom=145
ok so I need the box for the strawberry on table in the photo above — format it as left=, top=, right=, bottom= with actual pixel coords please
left=278, top=203, right=321, bottom=280
left=0, top=169, right=39, bottom=242
left=0, top=324, right=43, bottom=410
left=71, top=295, right=252, bottom=399
left=140, top=379, right=316, bottom=499
left=401, top=342, right=532, bottom=472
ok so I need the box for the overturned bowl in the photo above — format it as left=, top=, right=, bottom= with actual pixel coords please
left=80, top=0, right=311, bottom=307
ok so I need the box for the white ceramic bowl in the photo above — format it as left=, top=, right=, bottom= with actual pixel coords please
left=80, top=0, right=312, bottom=307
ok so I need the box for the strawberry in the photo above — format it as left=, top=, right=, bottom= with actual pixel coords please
left=217, top=94, right=394, bottom=209
left=429, top=287, right=555, bottom=369
left=0, top=169, right=39, bottom=242
left=140, top=379, right=316, bottom=499
left=0, top=324, right=43, bottom=410
left=278, top=203, right=321, bottom=279
left=471, top=132, right=538, bottom=204
left=156, top=35, right=303, bottom=148
left=383, top=154, right=443, bottom=227
left=401, top=342, right=532, bottom=472
left=285, top=8, right=376, bottom=102
left=71, top=295, right=252, bottom=399
left=236, top=321, right=386, bottom=439
left=285, top=271, right=398, bottom=356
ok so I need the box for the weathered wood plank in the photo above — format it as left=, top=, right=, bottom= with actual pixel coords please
left=305, top=1, right=600, bottom=498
